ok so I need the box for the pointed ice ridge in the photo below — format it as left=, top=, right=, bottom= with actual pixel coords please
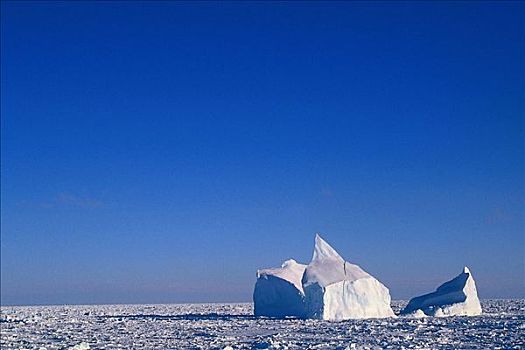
left=401, top=266, right=482, bottom=316
left=312, top=233, right=345, bottom=262
left=253, top=259, right=307, bottom=318
left=302, top=234, right=395, bottom=320
left=303, top=234, right=370, bottom=288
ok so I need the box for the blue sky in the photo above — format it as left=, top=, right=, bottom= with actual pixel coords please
left=1, top=1, right=523, bottom=305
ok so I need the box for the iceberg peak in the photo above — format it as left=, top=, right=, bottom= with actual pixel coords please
left=304, top=235, right=370, bottom=288
left=463, top=266, right=470, bottom=274
left=312, top=233, right=344, bottom=263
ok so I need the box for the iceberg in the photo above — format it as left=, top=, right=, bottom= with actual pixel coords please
left=253, top=259, right=307, bottom=318
left=301, top=234, right=395, bottom=321
left=401, top=266, right=482, bottom=316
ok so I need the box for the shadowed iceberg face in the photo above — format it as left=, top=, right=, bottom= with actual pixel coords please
left=401, top=267, right=482, bottom=316
left=253, top=275, right=306, bottom=318
left=253, top=259, right=307, bottom=318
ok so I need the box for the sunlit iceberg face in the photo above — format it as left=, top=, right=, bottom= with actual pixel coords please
left=301, top=234, right=395, bottom=321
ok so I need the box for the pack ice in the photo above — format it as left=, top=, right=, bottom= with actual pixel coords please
left=253, top=259, right=307, bottom=318
left=302, top=234, right=395, bottom=320
left=401, top=266, right=482, bottom=316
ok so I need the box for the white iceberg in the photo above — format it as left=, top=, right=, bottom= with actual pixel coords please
left=301, top=234, right=395, bottom=321
left=253, top=259, right=307, bottom=318
left=401, top=266, right=482, bottom=316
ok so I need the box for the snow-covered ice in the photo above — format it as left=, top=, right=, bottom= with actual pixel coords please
left=1, top=300, right=523, bottom=349
left=401, top=308, right=428, bottom=318
left=253, top=259, right=307, bottom=318
left=301, top=234, right=395, bottom=320
left=401, top=266, right=482, bottom=317
left=70, top=342, right=90, bottom=350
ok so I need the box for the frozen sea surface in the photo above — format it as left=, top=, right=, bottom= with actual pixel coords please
left=1, top=300, right=524, bottom=349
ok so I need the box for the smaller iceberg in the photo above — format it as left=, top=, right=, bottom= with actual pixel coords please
left=401, top=266, right=482, bottom=316
left=253, top=259, right=307, bottom=318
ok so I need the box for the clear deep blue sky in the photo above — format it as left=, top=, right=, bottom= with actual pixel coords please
left=1, top=1, right=524, bottom=305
